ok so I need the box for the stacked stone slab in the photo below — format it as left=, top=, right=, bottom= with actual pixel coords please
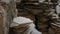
left=16, top=0, right=38, bottom=21
left=16, top=0, right=59, bottom=34
left=48, top=14, right=60, bottom=34
left=10, top=23, right=31, bottom=34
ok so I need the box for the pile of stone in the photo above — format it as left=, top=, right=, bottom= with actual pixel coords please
left=10, top=16, right=42, bottom=34
left=16, top=0, right=59, bottom=34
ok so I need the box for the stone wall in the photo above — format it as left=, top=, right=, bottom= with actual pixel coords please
left=16, top=0, right=59, bottom=34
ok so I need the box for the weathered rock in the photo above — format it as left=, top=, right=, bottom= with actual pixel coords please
left=16, top=0, right=59, bottom=34
left=10, top=17, right=42, bottom=34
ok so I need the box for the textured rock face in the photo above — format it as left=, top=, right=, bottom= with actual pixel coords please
left=10, top=23, right=42, bottom=34
left=16, top=0, right=59, bottom=34
left=49, top=14, right=60, bottom=34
